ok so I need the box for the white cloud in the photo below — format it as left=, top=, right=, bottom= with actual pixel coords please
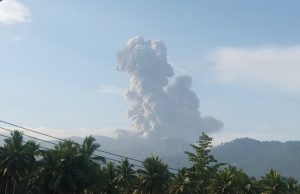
left=0, top=0, right=31, bottom=24
left=210, top=45, right=300, bottom=92
left=97, top=85, right=124, bottom=95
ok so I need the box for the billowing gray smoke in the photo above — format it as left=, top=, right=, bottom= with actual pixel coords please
left=117, top=36, right=223, bottom=141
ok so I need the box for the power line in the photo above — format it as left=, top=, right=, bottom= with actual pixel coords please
left=0, top=126, right=143, bottom=168
left=0, top=132, right=164, bottom=174
left=0, top=126, right=57, bottom=146
left=0, top=127, right=145, bottom=169
left=0, top=120, right=177, bottom=171
left=0, top=120, right=145, bottom=163
left=0, top=132, right=123, bottom=166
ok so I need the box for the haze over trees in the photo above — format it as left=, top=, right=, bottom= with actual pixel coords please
left=0, top=131, right=299, bottom=194
left=212, top=138, right=300, bottom=180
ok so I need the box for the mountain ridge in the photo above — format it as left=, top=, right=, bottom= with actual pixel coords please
left=211, top=137, right=300, bottom=180
left=43, top=135, right=300, bottom=180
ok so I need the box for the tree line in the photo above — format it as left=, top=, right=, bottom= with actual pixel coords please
left=0, top=130, right=299, bottom=194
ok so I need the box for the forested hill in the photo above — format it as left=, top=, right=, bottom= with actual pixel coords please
left=69, top=136, right=300, bottom=180
left=212, top=138, right=300, bottom=180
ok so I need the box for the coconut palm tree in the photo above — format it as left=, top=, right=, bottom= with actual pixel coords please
left=101, top=162, right=119, bottom=194
left=211, top=167, right=235, bottom=194
left=115, top=159, right=137, bottom=194
left=79, top=136, right=106, bottom=193
left=138, top=156, right=170, bottom=194
left=0, top=131, right=40, bottom=194
left=286, top=177, right=298, bottom=194
left=210, top=166, right=257, bottom=194
left=39, top=136, right=105, bottom=193
left=38, top=136, right=105, bottom=194
left=259, top=169, right=288, bottom=194
left=80, top=136, right=104, bottom=162
left=46, top=140, right=82, bottom=193
left=169, top=168, right=192, bottom=194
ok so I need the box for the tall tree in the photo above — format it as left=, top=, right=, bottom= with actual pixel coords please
left=0, top=131, right=40, bottom=194
left=211, top=165, right=257, bottom=194
left=185, top=133, right=224, bottom=194
left=258, top=169, right=288, bottom=194
left=79, top=136, right=105, bottom=193
left=115, top=159, right=137, bottom=194
left=286, top=177, right=299, bottom=194
left=169, top=168, right=191, bottom=194
left=138, top=156, right=170, bottom=194
left=38, top=136, right=104, bottom=194
left=101, top=162, right=119, bottom=194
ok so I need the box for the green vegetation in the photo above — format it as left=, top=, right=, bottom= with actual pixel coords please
left=212, top=138, right=300, bottom=180
left=0, top=131, right=299, bottom=194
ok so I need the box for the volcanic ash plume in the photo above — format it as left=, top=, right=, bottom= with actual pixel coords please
left=117, top=36, right=223, bottom=141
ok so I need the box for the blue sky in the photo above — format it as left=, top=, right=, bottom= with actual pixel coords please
left=0, top=0, right=300, bottom=143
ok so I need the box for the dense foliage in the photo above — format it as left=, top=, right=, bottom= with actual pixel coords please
left=0, top=131, right=299, bottom=194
